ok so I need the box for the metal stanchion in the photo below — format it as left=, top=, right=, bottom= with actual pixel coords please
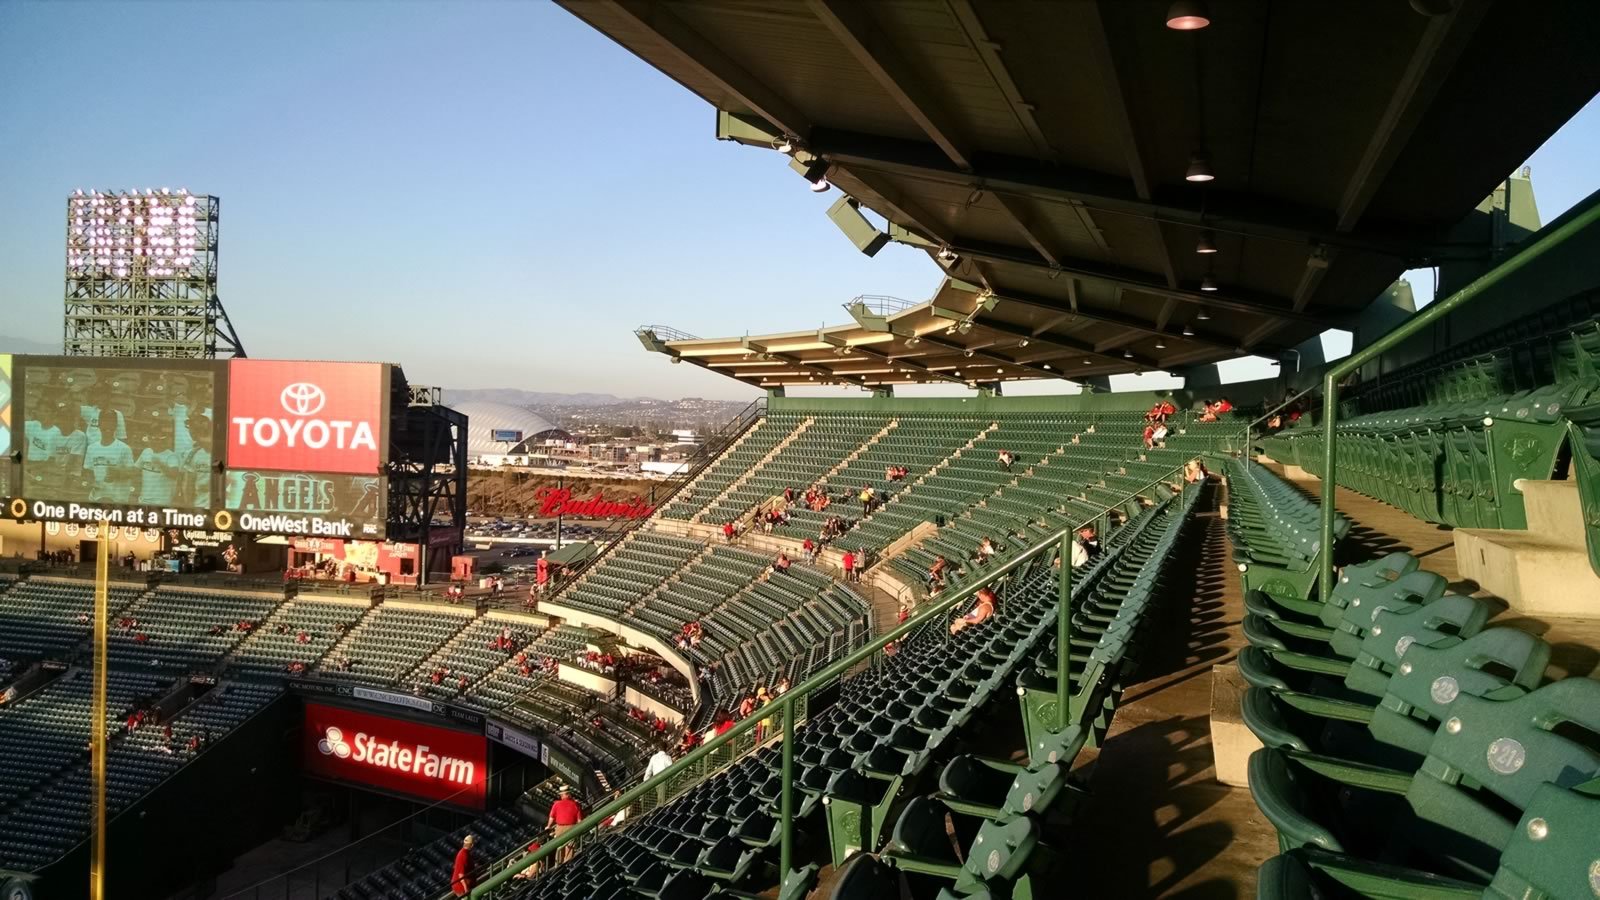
left=89, top=541, right=109, bottom=899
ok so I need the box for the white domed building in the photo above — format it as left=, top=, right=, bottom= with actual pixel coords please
left=451, top=401, right=570, bottom=460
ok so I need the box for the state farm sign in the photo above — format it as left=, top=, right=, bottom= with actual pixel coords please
left=228, top=360, right=384, bottom=475
left=303, top=703, right=486, bottom=808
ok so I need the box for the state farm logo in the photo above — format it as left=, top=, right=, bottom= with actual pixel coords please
left=282, top=383, right=327, bottom=416
left=318, top=726, right=351, bottom=758
left=312, top=724, right=477, bottom=786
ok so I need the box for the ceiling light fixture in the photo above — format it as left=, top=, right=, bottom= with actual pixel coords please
left=1082, top=358, right=1092, bottom=365
left=963, top=349, right=974, bottom=358
left=1018, top=339, right=1030, bottom=348
left=906, top=336, right=921, bottom=346
left=1155, top=338, right=1167, bottom=349
left=937, top=246, right=957, bottom=262
left=957, top=321, right=973, bottom=335
left=1201, top=274, right=1219, bottom=292
left=809, top=177, right=831, bottom=193
left=1042, top=363, right=1052, bottom=370
left=1123, top=349, right=1134, bottom=359
left=1182, top=324, right=1196, bottom=337
left=1166, top=0, right=1211, bottom=30
left=1197, top=307, right=1211, bottom=320
left=1185, top=152, right=1215, bottom=183
left=802, top=160, right=830, bottom=192
left=1195, top=231, right=1217, bottom=254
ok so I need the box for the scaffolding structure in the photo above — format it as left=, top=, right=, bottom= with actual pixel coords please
left=62, top=190, right=245, bottom=359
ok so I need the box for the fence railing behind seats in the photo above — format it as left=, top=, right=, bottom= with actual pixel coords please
left=540, top=395, right=766, bottom=601
left=1234, top=382, right=1320, bottom=457
left=465, top=459, right=1198, bottom=899
left=1316, top=197, right=1600, bottom=601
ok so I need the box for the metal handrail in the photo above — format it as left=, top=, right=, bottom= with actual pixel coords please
left=1235, top=382, right=1321, bottom=454
left=1317, top=197, right=1600, bottom=600
left=844, top=294, right=918, bottom=317
left=635, top=324, right=700, bottom=342
left=468, top=458, right=1195, bottom=898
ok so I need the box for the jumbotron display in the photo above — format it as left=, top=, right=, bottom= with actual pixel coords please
left=4, top=355, right=390, bottom=539
left=66, top=188, right=210, bottom=280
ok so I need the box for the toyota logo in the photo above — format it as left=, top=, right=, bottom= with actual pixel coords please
left=318, top=726, right=351, bottom=758
left=281, top=382, right=327, bottom=416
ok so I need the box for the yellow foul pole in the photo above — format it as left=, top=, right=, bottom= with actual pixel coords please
left=89, top=541, right=109, bottom=899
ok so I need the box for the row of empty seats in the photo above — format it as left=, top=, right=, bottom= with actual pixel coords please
left=1230, top=460, right=1600, bottom=900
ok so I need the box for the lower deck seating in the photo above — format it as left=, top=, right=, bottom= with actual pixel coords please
left=0, top=579, right=145, bottom=661
left=493, top=486, right=1200, bottom=899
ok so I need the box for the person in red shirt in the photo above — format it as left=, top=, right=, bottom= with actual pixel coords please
left=723, top=521, right=735, bottom=543
left=512, top=839, right=544, bottom=880
left=772, top=552, right=791, bottom=575
left=802, top=537, right=816, bottom=562
left=950, top=586, right=997, bottom=635
left=841, top=550, right=856, bottom=583
left=450, top=834, right=475, bottom=896
left=549, top=787, right=583, bottom=864
left=1142, top=424, right=1156, bottom=449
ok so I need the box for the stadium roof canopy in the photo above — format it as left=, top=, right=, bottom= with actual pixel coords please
left=565, top=0, right=1600, bottom=388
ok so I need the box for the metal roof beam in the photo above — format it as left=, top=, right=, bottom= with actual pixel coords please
left=592, top=0, right=811, bottom=140
left=943, top=236, right=1341, bottom=328
left=807, top=127, right=1434, bottom=258
left=968, top=316, right=1161, bottom=371
left=981, top=285, right=1261, bottom=356
left=808, top=0, right=972, bottom=171
left=990, top=192, right=1059, bottom=267
left=915, top=333, right=1063, bottom=380
left=1335, top=1, right=1489, bottom=232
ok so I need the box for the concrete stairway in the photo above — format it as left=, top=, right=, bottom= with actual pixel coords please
left=1454, top=479, right=1600, bottom=614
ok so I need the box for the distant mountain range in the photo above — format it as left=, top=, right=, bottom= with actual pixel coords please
left=444, top=388, right=640, bottom=407
left=0, top=336, right=60, bottom=355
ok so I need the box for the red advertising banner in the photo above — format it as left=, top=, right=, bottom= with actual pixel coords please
left=228, top=360, right=384, bottom=475
left=303, top=702, right=487, bottom=809
left=533, top=486, right=654, bottom=519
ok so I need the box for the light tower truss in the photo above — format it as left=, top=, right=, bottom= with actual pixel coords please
left=63, top=189, right=246, bottom=359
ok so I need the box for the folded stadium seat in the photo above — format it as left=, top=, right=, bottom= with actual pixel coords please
left=880, top=795, right=1041, bottom=896
left=934, top=755, right=1067, bottom=823
left=1250, top=675, right=1600, bottom=887
left=1243, top=627, right=1551, bottom=799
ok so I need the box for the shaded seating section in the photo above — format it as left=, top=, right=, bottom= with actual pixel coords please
left=0, top=677, right=280, bottom=874
left=313, top=606, right=473, bottom=686
left=331, top=805, right=540, bottom=900
left=1230, top=459, right=1600, bottom=900
left=229, top=597, right=366, bottom=676
left=493, top=487, right=1200, bottom=900
left=0, top=669, right=164, bottom=872
left=1261, top=292, right=1600, bottom=532
left=0, top=578, right=145, bottom=661
left=107, top=588, right=284, bottom=671
left=661, top=413, right=805, bottom=520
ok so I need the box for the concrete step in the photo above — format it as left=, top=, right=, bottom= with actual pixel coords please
left=1516, top=478, right=1585, bottom=550
left=1454, top=526, right=1600, bottom=616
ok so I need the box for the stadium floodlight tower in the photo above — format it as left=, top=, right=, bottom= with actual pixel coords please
left=63, top=188, right=246, bottom=359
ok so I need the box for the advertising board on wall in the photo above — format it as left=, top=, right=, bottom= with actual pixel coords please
left=303, top=702, right=486, bottom=809
left=224, top=468, right=385, bottom=539
left=227, top=360, right=385, bottom=475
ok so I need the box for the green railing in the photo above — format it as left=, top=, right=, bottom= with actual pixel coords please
left=1317, top=199, right=1600, bottom=601
left=468, top=459, right=1195, bottom=898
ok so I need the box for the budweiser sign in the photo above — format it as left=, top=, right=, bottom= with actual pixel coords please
left=228, top=360, right=384, bottom=475
left=534, top=486, right=654, bottom=520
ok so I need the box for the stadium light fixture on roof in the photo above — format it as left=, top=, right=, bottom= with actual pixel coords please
left=1201, top=274, right=1220, bottom=291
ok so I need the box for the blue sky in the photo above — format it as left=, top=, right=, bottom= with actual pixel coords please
left=1, top=2, right=1596, bottom=401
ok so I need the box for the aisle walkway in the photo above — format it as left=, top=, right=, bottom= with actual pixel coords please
left=1067, top=485, right=1275, bottom=900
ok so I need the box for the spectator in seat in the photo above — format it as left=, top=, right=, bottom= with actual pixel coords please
left=1184, top=458, right=1209, bottom=484
left=975, top=536, right=997, bottom=564
left=1077, top=525, right=1100, bottom=561
left=927, top=554, right=947, bottom=588
left=512, top=839, right=544, bottom=880
left=950, top=586, right=998, bottom=635
left=450, top=834, right=476, bottom=896
left=998, top=449, right=1014, bottom=471
left=772, top=551, right=791, bottom=575
left=723, top=521, right=735, bottom=543
left=549, top=787, right=584, bottom=864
